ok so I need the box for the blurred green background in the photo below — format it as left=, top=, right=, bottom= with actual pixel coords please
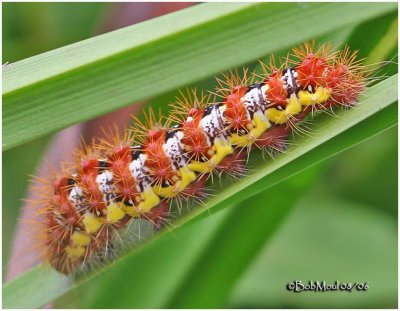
left=2, top=2, right=397, bottom=308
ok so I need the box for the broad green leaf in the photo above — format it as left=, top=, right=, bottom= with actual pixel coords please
left=3, top=75, right=397, bottom=309
left=3, top=2, right=396, bottom=150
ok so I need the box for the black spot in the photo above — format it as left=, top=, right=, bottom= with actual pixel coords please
left=105, top=193, right=116, bottom=203
left=203, top=103, right=223, bottom=118
left=161, top=180, right=171, bottom=188
left=138, top=182, right=145, bottom=193
left=97, top=160, right=109, bottom=173
left=203, top=105, right=214, bottom=117
left=166, top=128, right=179, bottom=141
left=98, top=160, right=108, bottom=167
left=131, top=145, right=142, bottom=160
left=282, top=67, right=292, bottom=76
left=67, top=178, right=76, bottom=186
left=248, top=83, right=262, bottom=91
left=123, top=199, right=134, bottom=207
left=173, top=160, right=181, bottom=169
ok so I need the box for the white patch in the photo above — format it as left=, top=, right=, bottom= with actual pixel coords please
left=96, top=171, right=113, bottom=189
left=261, top=84, right=269, bottom=94
left=281, top=69, right=298, bottom=95
left=163, top=131, right=187, bottom=169
left=129, top=153, right=151, bottom=191
left=289, top=69, right=298, bottom=91
left=129, top=154, right=147, bottom=179
left=96, top=170, right=117, bottom=203
left=260, top=84, right=270, bottom=110
left=243, top=88, right=259, bottom=105
left=243, top=87, right=266, bottom=114
left=199, top=106, right=225, bottom=144
left=69, top=185, right=85, bottom=210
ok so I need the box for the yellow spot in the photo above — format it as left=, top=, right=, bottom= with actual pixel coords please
left=186, top=161, right=209, bottom=174
left=137, top=187, right=161, bottom=212
left=106, top=202, right=126, bottom=223
left=230, top=112, right=271, bottom=147
left=71, top=231, right=90, bottom=246
left=66, top=245, right=85, bottom=259
left=316, top=87, right=331, bottom=102
left=298, top=87, right=331, bottom=106
left=265, top=108, right=288, bottom=124
left=118, top=197, right=157, bottom=217
left=82, top=212, right=103, bottom=234
left=211, top=137, right=234, bottom=166
left=266, top=96, right=304, bottom=124
left=187, top=137, right=233, bottom=173
left=253, top=112, right=271, bottom=136
left=286, top=96, right=302, bottom=115
left=176, top=167, right=197, bottom=191
left=122, top=204, right=140, bottom=217
left=153, top=167, right=196, bottom=198
left=230, top=133, right=247, bottom=147
left=297, top=90, right=313, bottom=106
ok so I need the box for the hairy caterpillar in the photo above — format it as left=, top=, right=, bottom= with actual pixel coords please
left=31, top=42, right=367, bottom=275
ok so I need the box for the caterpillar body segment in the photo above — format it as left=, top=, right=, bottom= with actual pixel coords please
left=35, top=43, right=366, bottom=274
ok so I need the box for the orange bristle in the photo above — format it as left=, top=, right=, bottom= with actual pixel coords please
left=21, top=41, right=371, bottom=276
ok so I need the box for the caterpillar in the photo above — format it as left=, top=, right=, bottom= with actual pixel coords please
left=31, top=42, right=367, bottom=275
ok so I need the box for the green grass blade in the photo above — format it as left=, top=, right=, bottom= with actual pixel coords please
left=3, top=75, right=397, bottom=308
left=3, top=2, right=396, bottom=150
left=161, top=166, right=323, bottom=308
left=228, top=195, right=397, bottom=308
left=2, top=265, right=70, bottom=309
